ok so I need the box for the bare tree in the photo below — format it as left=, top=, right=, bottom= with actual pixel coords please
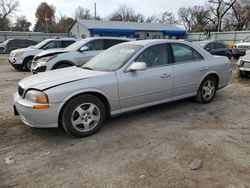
left=0, top=0, right=19, bottom=30
left=146, top=11, right=177, bottom=24
left=12, top=15, right=31, bottom=31
left=109, top=4, right=144, bottom=22
left=207, top=0, right=237, bottom=31
left=178, top=7, right=193, bottom=32
left=231, top=0, right=250, bottom=30
left=74, top=6, right=91, bottom=20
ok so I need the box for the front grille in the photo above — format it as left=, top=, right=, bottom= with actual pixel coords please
left=18, top=86, right=24, bottom=97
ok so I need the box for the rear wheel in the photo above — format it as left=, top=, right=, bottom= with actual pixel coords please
left=195, top=76, right=217, bottom=104
left=61, top=94, right=106, bottom=138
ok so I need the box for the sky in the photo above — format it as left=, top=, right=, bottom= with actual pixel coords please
left=15, top=0, right=207, bottom=27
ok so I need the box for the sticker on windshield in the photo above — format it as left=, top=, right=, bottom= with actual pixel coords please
left=120, top=49, right=135, bottom=53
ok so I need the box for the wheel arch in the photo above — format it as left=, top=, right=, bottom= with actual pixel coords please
left=57, top=90, right=112, bottom=127
left=199, top=71, right=219, bottom=89
left=52, top=60, right=75, bottom=70
left=22, top=56, right=34, bottom=65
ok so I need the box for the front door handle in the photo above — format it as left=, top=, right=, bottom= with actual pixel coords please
left=160, top=73, right=171, bottom=78
left=200, top=67, right=208, bottom=71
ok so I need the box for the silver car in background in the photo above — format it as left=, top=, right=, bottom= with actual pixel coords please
left=14, top=40, right=232, bottom=137
left=31, top=37, right=133, bottom=74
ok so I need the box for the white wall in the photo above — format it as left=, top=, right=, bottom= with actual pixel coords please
left=69, top=22, right=90, bottom=39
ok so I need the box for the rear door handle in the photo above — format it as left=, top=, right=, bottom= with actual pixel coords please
left=160, top=73, right=171, bottom=78
left=200, top=67, right=208, bottom=71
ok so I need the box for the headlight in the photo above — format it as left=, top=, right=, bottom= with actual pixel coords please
left=25, top=90, right=49, bottom=104
left=13, top=51, right=25, bottom=57
left=40, top=55, right=57, bottom=62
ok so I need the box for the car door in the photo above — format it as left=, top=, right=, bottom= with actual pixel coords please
left=117, top=43, right=173, bottom=110
left=214, top=42, right=227, bottom=56
left=170, top=43, right=206, bottom=100
left=75, top=39, right=104, bottom=65
left=204, top=42, right=216, bottom=55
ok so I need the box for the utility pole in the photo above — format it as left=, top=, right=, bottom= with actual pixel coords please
left=45, top=13, right=49, bottom=33
left=94, top=3, right=97, bottom=20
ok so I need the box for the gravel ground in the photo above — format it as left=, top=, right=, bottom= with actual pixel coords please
left=0, top=55, right=250, bottom=188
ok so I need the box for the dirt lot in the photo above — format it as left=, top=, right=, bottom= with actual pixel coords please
left=0, top=55, right=250, bottom=188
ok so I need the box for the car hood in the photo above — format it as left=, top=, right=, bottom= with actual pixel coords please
left=35, top=48, right=67, bottom=60
left=19, top=66, right=110, bottom=91
left=240, top=54, right=250, bottom=60
left=235, top=42, right=250, bottom=46
left=11, top=47, right=36, bottom=54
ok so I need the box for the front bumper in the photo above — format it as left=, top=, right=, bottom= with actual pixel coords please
left=31, top=60, right=47, bottom=74
left=14, top=92, right=61, bottom=128
left=8, top=56, right=24, bottom=70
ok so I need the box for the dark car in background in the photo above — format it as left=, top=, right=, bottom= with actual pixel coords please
left=195, top=40, right=232, bottom=59
left=0, top=39, right=37, bottom=54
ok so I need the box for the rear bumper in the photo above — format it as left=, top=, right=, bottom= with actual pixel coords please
left=14, top=92, right=61, bottom=128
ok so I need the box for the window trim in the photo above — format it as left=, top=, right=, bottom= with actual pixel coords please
left=170, top=43, right=205, bottom=64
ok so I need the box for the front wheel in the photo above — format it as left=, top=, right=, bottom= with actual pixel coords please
left=23, top=57, right=33, bottom=71
left=61, top=94, right=106, bottom=138
left=195, top=76, right=217, bottom=104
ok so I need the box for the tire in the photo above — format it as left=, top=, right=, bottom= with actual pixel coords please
left=233, top=55, right=240, bottom=60
left=195, top=76, right=217, bottom=104
left=23, top=57, right=33, bottom=71
left=53, top=63, right=72, bottom=69
left=61, top=94, right=106, bottom=138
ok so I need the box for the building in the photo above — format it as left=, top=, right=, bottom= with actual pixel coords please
left=69, top=19, right=186, bottom=40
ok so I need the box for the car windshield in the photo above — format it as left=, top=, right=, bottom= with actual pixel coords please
left=33, top=39, right=52, bottom=49
left=82, top=44, right=142, bottom=71
left=65, top=39, right=90, bottom=51
left=243, top=36, right=250, bottom=42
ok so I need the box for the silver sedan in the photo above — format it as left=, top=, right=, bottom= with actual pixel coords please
left=14, top=40, right=232, bottom=137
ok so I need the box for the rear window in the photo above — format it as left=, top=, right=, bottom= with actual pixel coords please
left=60, top=40, right=75, bottom=48
left=215, top=42, right=227, bottom=49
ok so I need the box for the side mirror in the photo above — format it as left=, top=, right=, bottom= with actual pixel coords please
left=129, top=62, right=147, bottom=71
left=80, top=46, right=88, bottom=52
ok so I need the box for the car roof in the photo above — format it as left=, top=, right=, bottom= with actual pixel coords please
left=84, top=37, right=134, bottom=41
left=124, top=39, right=192, bottom=47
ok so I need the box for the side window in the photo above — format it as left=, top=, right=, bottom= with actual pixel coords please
left=215, top=42, right=226, bottom=49
left=135, top=44, right=169, bottom=68
left=205, top=43, right=214, bottom=50
left=104, top=39, right=126, bottom=49
left=171, top=43, right=203, bottom=63
left=60, top=40, right=75, bottom=48
left=43, top=41, right=58, bottom=49
left=86, top=40, right=104, bottom=51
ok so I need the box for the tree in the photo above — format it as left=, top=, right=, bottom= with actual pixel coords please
left=207, top=0, right=237, bottom=31
left=54, top=15, right=74, bottom=33
left=12, top=15, right=31, bottom=31
left=146, top=11, right=177, bottom=24
left=109, top=4, right=144, bottom=22
left=231, top=0, right=250, bottom=30
left=0, top=0, right=19, bottom=30
left=74, top=6, right=91, bottom=20
left=178, top=6, right=210, bottom=32
left=33, top=2, right=56, bottom=32
left=178, top=7, right=193, bottom=32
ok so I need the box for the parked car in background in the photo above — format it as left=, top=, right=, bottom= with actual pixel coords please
left=31, top=37, right=133, bottom=74
left=14, top=40, right=231, bottom=137
left=8, top=37, right=77, bottom=71
left=195, top=40, right=232, bottom=59
left=236, top=49, right=250, bottom=78
left=232, top=36, right=250, bottom=59
left=0, top=39, right=37, bottom=54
